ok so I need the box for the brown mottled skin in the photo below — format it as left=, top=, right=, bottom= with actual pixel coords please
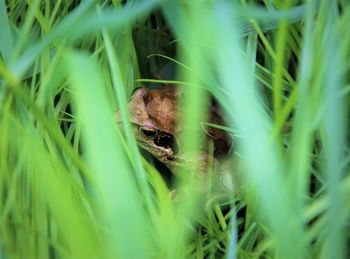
left=127, top=86, right=178, bottom=136
left=115, top=85, right=232, bottom=170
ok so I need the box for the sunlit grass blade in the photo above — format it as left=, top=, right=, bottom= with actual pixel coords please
left=64, top=50, right=152, bottom=258
left=101, top=24, right=157, bottom=222
left=287, top=0, right=315, bottom=210
left=161, top=3, right=223, bottom=256
left=318, top=2, right=348, bottom=257
left=212, top=2, right=306, bottom=258
left=271, top=3, right=291, bottom=121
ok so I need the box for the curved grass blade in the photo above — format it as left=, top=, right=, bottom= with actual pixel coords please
left=10, top=0, right=160, bottom=78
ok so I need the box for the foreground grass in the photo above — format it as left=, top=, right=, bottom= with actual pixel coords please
left=0, top=0, right=350, bottom=258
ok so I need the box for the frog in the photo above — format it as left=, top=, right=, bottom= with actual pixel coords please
left=115, top=85, right=235, bottom=194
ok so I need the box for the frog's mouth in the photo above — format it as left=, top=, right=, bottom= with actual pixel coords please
left=136, top=132, right=179, bottom=164
left=153, top=133, right=178, bottom=154
left=138, top=133, right=178, bottom=155
left=129, top=123, right=179, bottom=164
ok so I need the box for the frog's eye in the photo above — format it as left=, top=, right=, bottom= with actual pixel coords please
left=139, top=126, right=158, bottom=137
left=154, top=133, right=178, bottom=154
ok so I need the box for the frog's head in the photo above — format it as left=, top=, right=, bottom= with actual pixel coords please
left=115, top=87, right=180, bottom=166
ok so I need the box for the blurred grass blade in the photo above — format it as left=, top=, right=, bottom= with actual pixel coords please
left=10, top=0, right=160, bottom=78
left=101, top=26, right=155, bottom=217
left=9, top=0, right=94, bottom=77
left=271, top=1, right=293, bottom=121
left=0, top=0, right=14, bottom=63
left=1, top=107, right=102, bottom=258
left=287, top=0, right=315, bottom=210
left=64, top=50, right=151, bottom=258
left=320, top=2, right=348, bottom=257
left=227, top=211, right=238, bottom=259
left=212, top=2, right=305, bottom=258
left=161, top=2, right=218, bottom=256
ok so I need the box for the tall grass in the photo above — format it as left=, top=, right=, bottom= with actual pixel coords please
left=1, top=0, right=349, bottom=258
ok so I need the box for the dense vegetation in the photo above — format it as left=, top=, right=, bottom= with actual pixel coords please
left=1, top=0, right=349, bottom=258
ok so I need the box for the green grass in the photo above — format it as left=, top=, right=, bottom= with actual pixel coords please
left=1, top=0, right=350, bottom=258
